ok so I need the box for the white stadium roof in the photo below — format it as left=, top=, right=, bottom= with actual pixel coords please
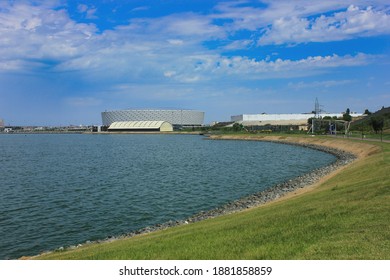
left=108, top=121, right=173, bottom=132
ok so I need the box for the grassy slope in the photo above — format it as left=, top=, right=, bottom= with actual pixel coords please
left=35, top=136, right=390, bottom=260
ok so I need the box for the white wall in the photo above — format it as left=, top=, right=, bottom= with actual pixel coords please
left=231, top=113, right=361, bottom=122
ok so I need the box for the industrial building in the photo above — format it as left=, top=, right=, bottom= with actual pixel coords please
left=230, top=112, right=363, bottom=132
left=101, top=109, right=204, bottom=129
left=107, top=121, right=173, bottom=132
left=231, top=113, right=362, bottom=125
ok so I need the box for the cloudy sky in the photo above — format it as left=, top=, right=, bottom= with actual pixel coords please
left=1, top=0, right=389, bottom=125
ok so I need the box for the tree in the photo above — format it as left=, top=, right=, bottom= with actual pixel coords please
left=364, top=109, right=372, bottom=115
left=343, top=108, right=352, bottom=122
left=370, top=117, right=384, bottom=134
left=232, top=122, right=243, bottom=132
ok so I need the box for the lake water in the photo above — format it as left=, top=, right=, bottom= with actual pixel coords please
left=0, top=134, right=335, bottom=259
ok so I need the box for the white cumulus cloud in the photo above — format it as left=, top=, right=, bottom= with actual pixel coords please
left=0, top=2, right=97, bottom=72
left=259, top=5, right=390, bottom=45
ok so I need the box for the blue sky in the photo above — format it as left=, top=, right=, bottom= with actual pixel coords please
left=0, top=0, right=389, bottom=125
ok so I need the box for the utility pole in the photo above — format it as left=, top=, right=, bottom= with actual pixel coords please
left=311, top=98, right=321, bottom=135
left=314, top=97, right=320, bottom=119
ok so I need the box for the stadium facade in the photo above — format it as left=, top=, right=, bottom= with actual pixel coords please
left=101, top=109, right=204, bottom=128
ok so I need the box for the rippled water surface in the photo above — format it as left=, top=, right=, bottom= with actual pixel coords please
left=0, top=134, right=335, bottom=259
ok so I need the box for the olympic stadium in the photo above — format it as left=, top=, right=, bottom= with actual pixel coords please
left=101, top=109, right=204, bottom=131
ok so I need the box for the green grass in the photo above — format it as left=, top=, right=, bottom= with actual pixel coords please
left=35, top=137, right=390, bottom=260
left=347, top=131, right=390, bottom=141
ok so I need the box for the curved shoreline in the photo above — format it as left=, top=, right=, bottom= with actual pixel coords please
left=110, top=139, right=356, bottom=236
left=32, top=135, right=358, bottom=257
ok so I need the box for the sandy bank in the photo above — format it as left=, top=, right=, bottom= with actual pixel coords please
left=207, top=135, right=380, bottom=203
left=208, top=134, right=380, bottom=159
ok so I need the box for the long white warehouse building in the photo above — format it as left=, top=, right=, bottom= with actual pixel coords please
left=231, top=113, right=362, bottom=125
left=102, top=109, right=204, bottom=127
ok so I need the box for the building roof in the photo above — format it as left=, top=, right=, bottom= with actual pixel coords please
left=108, top=121, right=173, bottom=130
left=231, top=113, right=362, bottom=123
left=239, top=120, right=308, bottom=126
left=101, top=109, right=204, bottom=126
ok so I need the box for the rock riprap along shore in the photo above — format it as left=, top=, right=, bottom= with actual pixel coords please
left=43, top=138, right=356, bottom=255
left=119, top=141, right=355, bottom=235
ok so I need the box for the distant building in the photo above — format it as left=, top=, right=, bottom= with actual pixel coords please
left=0, top=119, right=4, bottom=127
left=108, top=121, right=173, bottom=132
left=101, top=109, right=204, bottom=129
left=231, top=113, right=362, bottom=125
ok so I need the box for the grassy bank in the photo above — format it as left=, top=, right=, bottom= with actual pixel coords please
left=33, top=135, right=389, bottom=259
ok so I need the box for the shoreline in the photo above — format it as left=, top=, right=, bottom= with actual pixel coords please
left=30, top=135, right=362, bottom=258
left=105, top=137, right=357, bottom=236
